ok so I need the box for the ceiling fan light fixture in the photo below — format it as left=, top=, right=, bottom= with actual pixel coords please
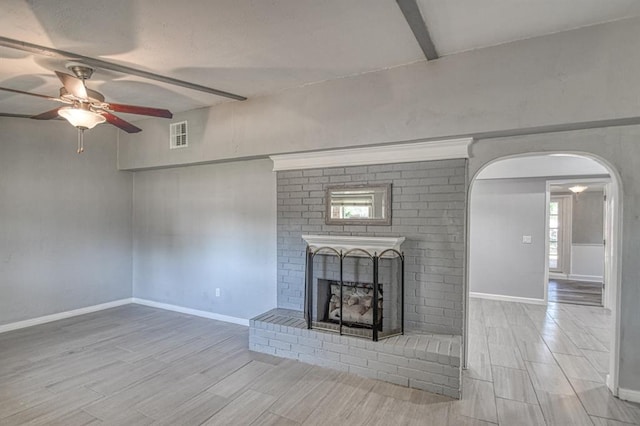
left=58, top=106, right=105, bottom=130
left=569, top=185, right=588, bottom=194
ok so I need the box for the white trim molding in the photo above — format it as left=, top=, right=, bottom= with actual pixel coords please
left=470, top=292, right=546, bottom=305
left=549, top=272, right=569, bottom=280
left=132, top=298, right=249, bottom=326
left=568, top=274, right=603, bottom=283
left=0, top=298, right=132, bottom=334
left=302, top=234, right=405, bottom=255
left=607, top=374, right=615, bottom=394
left=270, top=138, right=472, bottom=171
left=0, top=298, right=252, bottom=335
left=618, top=387, right=640, bottom=404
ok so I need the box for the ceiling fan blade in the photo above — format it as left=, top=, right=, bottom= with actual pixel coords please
left=55, top=71, right=88, bottom=99
left=107, top=103, right=173, bottom=118
left=31, top=107, right=63, bottom=120
left=0, top=86, right=59, bottom=101
left=101, top=111, right=142, bottom=133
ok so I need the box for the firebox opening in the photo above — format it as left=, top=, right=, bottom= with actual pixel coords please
left=321, top=280, right=383, bottom=329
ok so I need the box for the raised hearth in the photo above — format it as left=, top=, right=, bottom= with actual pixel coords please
left=249, top=309, right=461, bottom=398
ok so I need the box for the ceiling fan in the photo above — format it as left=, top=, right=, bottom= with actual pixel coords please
left=0, top=63, right=173, bottom=152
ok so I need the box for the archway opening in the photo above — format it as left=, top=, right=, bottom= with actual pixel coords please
left=465, top=152, right=621, bottom=401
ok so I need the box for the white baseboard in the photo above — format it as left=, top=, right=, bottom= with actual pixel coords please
left=0, top=298, right=250, bottom=335
left=618, top=387, right=640, bottom=403
left=606, top=374, right=614, bottom=394
left=132, top=298, right=249, bottom=326
left=549, top=272, right=568, bottom=280
left=0, top=298, right=132, bottom=334
left=568, top=274, right=603, bottom=283
left=470, top=292, right=546, bottom=305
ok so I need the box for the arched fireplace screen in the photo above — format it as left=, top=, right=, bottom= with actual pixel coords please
left=305, top=246, right=404, bottom=341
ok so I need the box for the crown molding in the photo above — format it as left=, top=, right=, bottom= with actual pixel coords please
left=270, top=138, right=472, bottom=171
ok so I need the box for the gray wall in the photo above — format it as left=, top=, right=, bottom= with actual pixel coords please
left=573, top=191, right=604, bottom=244
left=118, top=17, right=640, bottom=170
left=277, top=159, right=466, bottom=335
left=469, top=179, right=546, bottom=300
left=132, top=159, right=277, bottom=319
left=0, top=119, right=133, bottom=326
left=468, top=125, right=640, bottom=394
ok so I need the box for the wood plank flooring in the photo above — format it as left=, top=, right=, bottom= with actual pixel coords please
left=468, top=297, right=640, bottom=425
left=1, top=302, right=638, bottom=425
left=548, top=279, right=603, bottom=306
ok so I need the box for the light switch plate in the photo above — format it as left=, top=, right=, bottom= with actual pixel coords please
left=522, top=235, right=532, bottom=244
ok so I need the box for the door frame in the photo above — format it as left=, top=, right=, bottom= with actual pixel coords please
left=546, top=178, right=609, bottom=293
left=547, top=192, right=573, bottom=278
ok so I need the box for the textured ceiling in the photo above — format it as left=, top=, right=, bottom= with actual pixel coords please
left=1, top=0, right=640, bottom=119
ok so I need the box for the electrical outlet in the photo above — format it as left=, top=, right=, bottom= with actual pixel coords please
left=215, top=288, right=221, bottom=297
left=522, top=235, right=532, bottom=244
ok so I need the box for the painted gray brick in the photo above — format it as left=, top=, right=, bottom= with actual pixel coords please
left=377, top=371, right=409, bottom=387
left=314, top=348, right=341, bottom=362
left=340, top=353, right=368, bottom=367
left=410, top=378, right=444, bottom=395
left=367, top=360, right=399, bottom=374
left=348, top=365, right=379, bottom=380
left=347, top=347, right=378, bottom=360
left=298, top=336, right=323, bottom=348
left=323, top=168, right=345, bottom=176
left=275, top=348, right=299, bottom=359
left=377, top=352, right=409, bottom=367
left=323, top=341, right=350, bottom=354
left=276, top=158, right=466, bottom=335
left=281, top=170, right=303, bottom=178
left=329, top=175, right=352, bottom=183
left=275, top=332, right=299, bottom=344
left=345, top=166, right=369, bottom=174
left=250, top=314, right=461, bottom=399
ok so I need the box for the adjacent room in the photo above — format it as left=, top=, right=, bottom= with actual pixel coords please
left=2, top=1, right=640, bottom=425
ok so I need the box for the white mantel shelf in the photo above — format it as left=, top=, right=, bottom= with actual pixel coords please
left=301, top=235, right=405, bottom=255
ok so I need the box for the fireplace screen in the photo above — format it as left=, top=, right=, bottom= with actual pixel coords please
left=305, top=246, right=404, bottom=341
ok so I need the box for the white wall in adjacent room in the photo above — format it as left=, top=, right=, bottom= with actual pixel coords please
left=132, top=159, right=277, bottom=320
left=571, top=245, right=604, bottom=281
left=570, top=190, right=605, bottom=281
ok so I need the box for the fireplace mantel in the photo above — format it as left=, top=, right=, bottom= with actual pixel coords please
left=302, top=234, right=405, bottom=255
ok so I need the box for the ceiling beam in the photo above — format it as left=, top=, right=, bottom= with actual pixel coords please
left=0, top=36, right=247, bottom=101
left=396, top=0, right=438, bottom=60
left=0, top=113, right=34, bottom=119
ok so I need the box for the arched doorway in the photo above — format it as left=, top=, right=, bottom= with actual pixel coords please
left=464, top=152, right=622, bottom=398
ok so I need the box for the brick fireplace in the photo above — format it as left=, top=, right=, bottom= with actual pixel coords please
left=250, top=140, right=469, bottom=398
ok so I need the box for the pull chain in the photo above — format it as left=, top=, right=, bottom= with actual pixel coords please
left=77, top=128, right=85, bottom=154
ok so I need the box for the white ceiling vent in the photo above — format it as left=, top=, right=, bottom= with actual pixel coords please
left=170, top=121, right=188, bottom=149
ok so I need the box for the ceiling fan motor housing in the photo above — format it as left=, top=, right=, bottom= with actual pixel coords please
left=66, top=63, right=94, bottom=80
left=59, top=87, right=105, bottom=104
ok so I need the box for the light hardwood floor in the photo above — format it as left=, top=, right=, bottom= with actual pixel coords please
left=0, top=302, right=638, bottom=425
left=548, top=279, right=603, bottom=306
left=468, top=297, right=640, bottom=425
